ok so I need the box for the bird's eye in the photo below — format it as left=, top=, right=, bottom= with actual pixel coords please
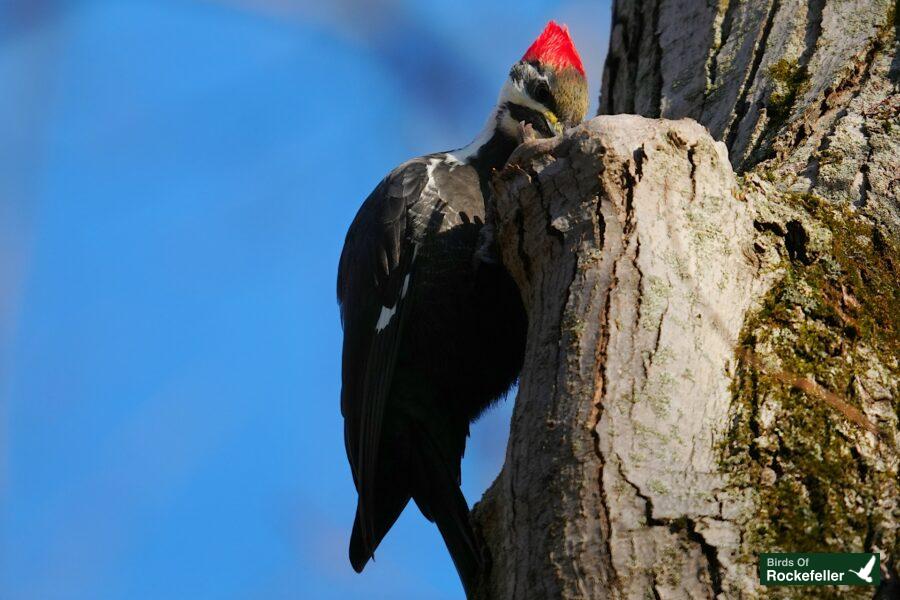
left=532, top=82, right=552, bottom=106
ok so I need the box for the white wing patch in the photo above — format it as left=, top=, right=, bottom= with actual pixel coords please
left=401, top=273, right=411, bottom=298
left=375, top=304, right=397, bottom=332
left=375, top=244, right=418, bottom=332
left=424, top=158, right=440, bottom=196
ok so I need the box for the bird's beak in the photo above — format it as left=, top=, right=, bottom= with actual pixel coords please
left=544, top=110, right=563, bottom=135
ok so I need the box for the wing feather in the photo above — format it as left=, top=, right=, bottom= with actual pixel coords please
left=337, top=159, right=430, bottom=557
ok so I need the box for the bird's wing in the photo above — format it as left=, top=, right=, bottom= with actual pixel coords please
left=337, top=158, right=432, bottom=553
left=861, top=555, right=876, bottom=576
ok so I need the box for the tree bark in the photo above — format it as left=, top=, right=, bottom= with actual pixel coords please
left=473, top=2, right=899, bottom=599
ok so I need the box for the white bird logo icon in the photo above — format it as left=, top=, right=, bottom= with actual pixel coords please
left=848, top=555, right=877, bottom=583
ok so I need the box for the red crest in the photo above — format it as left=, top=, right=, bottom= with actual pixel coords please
left=521, top=21, right=585, bottom=75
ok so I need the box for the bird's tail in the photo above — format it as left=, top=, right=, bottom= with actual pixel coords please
left=411, top=430, right=484, bottom=599
left=349, top=475, right=411, bottom=573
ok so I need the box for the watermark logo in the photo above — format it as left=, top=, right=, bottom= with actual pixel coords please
left=759, top=553, right=880, bottom=586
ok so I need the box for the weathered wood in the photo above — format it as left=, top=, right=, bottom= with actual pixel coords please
left=475, top=116, right=755, bottom=598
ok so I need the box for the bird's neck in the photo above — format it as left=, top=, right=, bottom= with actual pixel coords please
left=467, top=129, right=519, bottom=183
left=449, top=106, right=519, bottom=185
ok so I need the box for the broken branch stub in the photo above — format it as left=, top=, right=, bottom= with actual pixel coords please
left=474, top=115, right=757, bottom=599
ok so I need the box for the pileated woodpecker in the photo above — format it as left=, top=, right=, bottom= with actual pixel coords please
left=337, top=22, right=588, bottom=597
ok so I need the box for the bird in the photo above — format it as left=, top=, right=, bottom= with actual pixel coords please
left=337, top=21, right=588, bottom=597
left=848, top=554, right=877, bottom=583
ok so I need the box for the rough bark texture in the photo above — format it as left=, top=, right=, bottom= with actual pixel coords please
left=474, top=1, right=898, bottom=598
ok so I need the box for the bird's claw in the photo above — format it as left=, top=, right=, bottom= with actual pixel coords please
left=517, top=121, right=537, bottom=144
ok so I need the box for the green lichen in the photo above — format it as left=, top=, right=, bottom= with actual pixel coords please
left=720, top=191, right=899, bottom=598
left=648, top=479, right=669, bottom=495
left=883, top=1, right=896, bottom=44
left=638, top=371, right=676, bottom=418
left=766, top=59, right=811, bottom=130
left=642, top=276, right=673, bottom=332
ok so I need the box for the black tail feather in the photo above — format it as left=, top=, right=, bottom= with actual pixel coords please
left=411, top=431, right=483, bottom=599
left=347, top=411, right=482, bottom=597
left=416, top=485, right=482, bottom=599
left=349, top=488, right=411, bottom=572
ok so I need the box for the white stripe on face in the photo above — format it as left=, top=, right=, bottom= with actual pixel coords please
left=496, top=65, right=555, bottom=137
left=499, top=63, right=552, bottom=115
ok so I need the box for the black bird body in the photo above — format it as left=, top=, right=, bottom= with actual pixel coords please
left=337, top=143, right=526, bottom=592
left=337, top=21, right=588, bottom=598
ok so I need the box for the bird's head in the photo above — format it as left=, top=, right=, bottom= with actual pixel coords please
left=498, top=21, right=588, bottom=139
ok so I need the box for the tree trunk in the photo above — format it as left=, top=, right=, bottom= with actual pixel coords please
left=473, top=2, right=899, bottom=598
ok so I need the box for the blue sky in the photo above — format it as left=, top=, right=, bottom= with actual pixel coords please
left=0, top=1, right=609, bottom=598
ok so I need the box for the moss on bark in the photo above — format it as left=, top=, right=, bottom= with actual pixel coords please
left=721, top=189, right=899, bottom=598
